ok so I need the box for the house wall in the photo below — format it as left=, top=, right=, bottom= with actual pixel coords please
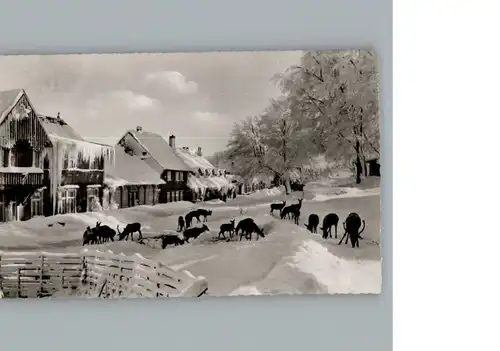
left=0, top=94, right=50, bottom=222
left=158, top=169, right=189, bottom=203
left=42, top=140, right=107, bottom=217
left=107, top=184, right=160, bottom=209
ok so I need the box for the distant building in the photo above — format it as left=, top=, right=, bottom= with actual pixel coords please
left=174, top=141, right=235, bottom=201
left=101, top=145, right=165, bottom=209
left=115, top=127, right=192, bottom=204
left=0, top=89, right=112, bottom=222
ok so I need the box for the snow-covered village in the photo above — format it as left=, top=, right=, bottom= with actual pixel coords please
left=0, top=50, right=381, bottom=299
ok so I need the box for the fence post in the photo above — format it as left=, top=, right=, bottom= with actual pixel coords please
left=0, top=254, right=3, bottom=293
left=61, top=268, right=65, bottom=291
left=38, top=254, right=44, bottom=297
left=17, top=267, right=21, bottom=298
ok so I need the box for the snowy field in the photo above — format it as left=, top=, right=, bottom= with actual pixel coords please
left=0, top=175, right=382, bottom=295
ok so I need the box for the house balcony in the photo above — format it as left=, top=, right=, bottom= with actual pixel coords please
left=0, top=166, right=44, bottom=187
left=61, top=169, right=104, bottom=185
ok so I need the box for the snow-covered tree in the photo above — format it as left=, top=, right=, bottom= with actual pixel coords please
left=275, top=49, right=380, bottom=184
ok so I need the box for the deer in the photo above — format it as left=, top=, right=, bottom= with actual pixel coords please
left=117, top=222, right=143, bottom=241
left=338, top=213, right=366, bottom=248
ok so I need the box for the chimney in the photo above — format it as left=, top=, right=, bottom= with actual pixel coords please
left=57, top=112, right=60, bottom=119
left=169, top=135, right=176, bottom=149
left=136, top=126, right=143, bottom=132
left=197, top=146, right=202, bottom=157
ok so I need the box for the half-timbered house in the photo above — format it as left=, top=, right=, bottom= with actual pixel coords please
left=0, top=89, right=112, bottom=222
left=116, top=127, right=191, bottom=204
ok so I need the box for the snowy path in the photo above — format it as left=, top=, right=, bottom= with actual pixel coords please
left=0, top=184, right=382, bottom=295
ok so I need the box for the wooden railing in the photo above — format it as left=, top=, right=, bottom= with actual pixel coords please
left=0, top=249, right=208, bottom=299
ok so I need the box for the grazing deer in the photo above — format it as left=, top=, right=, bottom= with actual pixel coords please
left=161, top=234, right=185, bottom=249
left=320, top=213, right=339, bottom=239
left=183, top=224, right=210, bottom=243
left=218, top=219, right=236, bottom=240
left=236, top=218, right=265, bottom=241
left=117, top=222, right=142, bottom=241
left=304, top=214, right=320, bottom=233
left=338, top=213, right=366, bottom=248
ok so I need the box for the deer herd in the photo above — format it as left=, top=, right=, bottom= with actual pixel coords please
left=81, top=197, right=366, bottom=250
left=269, top=198, right=366, bottom=248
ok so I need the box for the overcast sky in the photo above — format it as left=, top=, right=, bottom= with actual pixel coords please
left=0, top=51, right=302, bottom=156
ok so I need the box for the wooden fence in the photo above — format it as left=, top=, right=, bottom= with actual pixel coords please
left=0, top=251, right=83, bottom=298
left=0, top=249, right=208, bottom=299
left=80, top=249, right=208, bottom=298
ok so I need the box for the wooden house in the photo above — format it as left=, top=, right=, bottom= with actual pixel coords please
left=0, top=89, right=113, bottom=222
left=102, top=145, right=165, bottom=209
left=174, top=144, right=235, bottom=201
left=116, top=127, right=191, bottom=204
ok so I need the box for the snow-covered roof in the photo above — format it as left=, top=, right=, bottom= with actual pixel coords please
left=175, top=147, right=215, bottom=172
left=104, top=146, right=165, bottom=189
left=0, top=89, right=25, bottom=123
left=37, top=114, right=85, bottom=141
left=124, top=129, right=191, bottom=172
left=186, top=174, right=234, bottom=192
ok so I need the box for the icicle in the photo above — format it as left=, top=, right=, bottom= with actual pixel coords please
left=89, top=197, right=103, bottom=212
left=102, top=188, right=110, bottom=211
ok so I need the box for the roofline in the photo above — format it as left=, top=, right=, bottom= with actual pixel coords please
left=85, top=140, right=115, bottom=148
left=37, top=113, right=89, bottom=144
left=124, top=130, right=191, bottom=172
left=0, top=89, right=57, bottom=148
left=125, top=131, right=165, bottom=171
left=0, top=89, right=25, bottom=124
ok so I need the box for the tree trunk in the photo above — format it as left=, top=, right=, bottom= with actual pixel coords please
left=354, top=141, right=364, bottom=184
left=283, top=172, right=291, bottom=195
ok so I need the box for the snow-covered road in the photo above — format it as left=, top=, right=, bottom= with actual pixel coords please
left=0, top=184, right=382, bottom=295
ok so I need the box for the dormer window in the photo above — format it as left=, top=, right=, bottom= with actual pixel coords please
left=142, top=151, right=147, bottom=156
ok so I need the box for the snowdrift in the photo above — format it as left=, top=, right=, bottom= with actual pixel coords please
left=229, top=220, right=382, bottom=296
left=0, top=201, right=197, bottom=250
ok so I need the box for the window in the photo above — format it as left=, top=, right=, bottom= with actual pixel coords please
left=166, top=171, right=172, bottom=181
left=180, top=191, right=184, bottom=201
left=146, top=186, right=154, bottom=204
left=60, top=188, right=77, bottom=214
left=33, top=151, right=41, bottom=168
left=64, top=152, right=77, bottom=169
left=0, top=192, right=5, bottom=222
left=1, top=148, right=9, bottom=167
left=87, top=186, right=100, bottom=212
left=30, top=190, right=43, bottom=217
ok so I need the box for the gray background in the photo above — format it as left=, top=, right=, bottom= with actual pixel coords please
left=0, top=0, right=392, bottom=350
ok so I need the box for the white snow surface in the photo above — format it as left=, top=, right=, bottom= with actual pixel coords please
left=0, top=177, right=382, bottom=295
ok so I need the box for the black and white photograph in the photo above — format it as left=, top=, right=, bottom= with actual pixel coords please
left=0, top=50, right=381, bottom=299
